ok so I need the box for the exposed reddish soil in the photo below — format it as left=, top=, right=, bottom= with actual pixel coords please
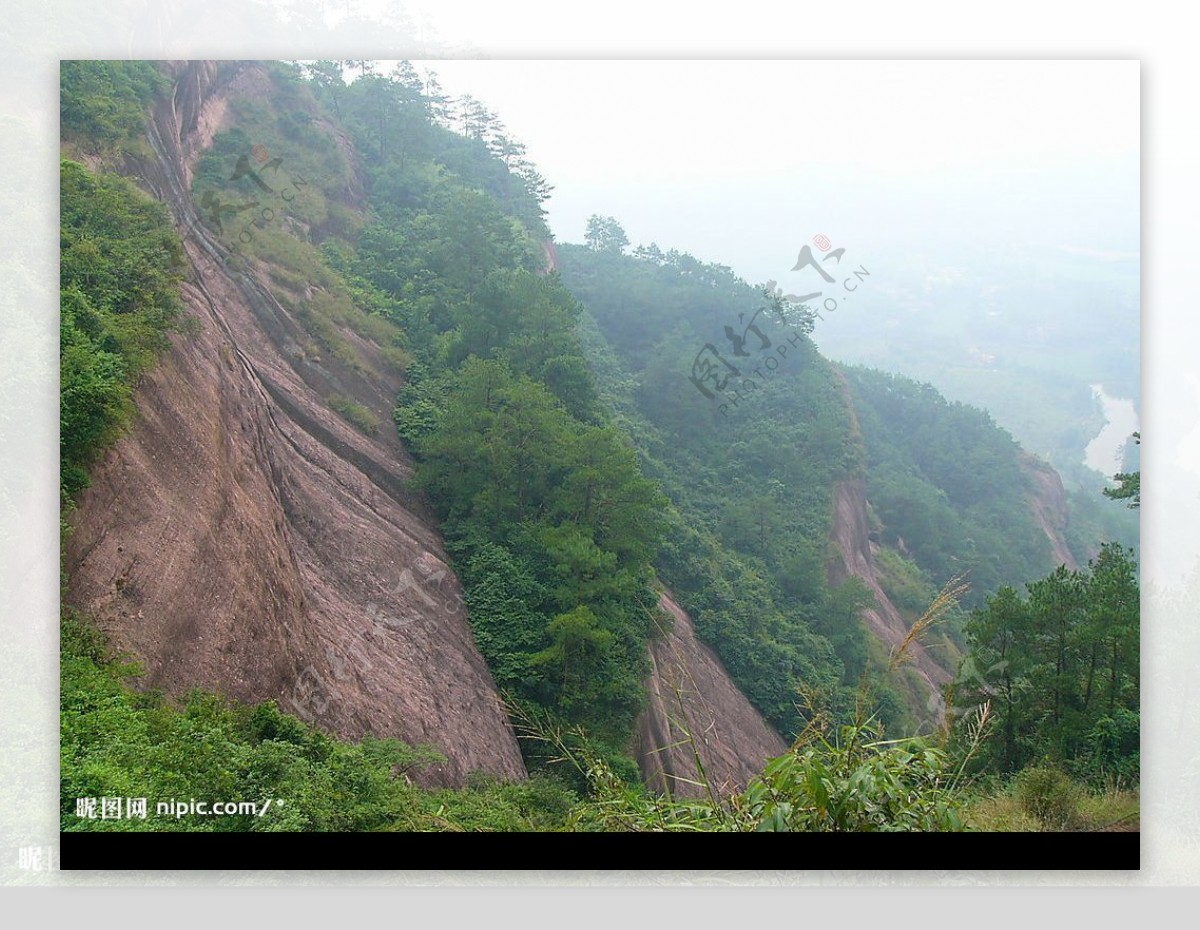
left=828, top=478, right=954, bottom=698
left=1019, top=451, right=1081, bottom=570
left=63, top=61, right=525, bottom=787
left=634, top=592, right=787, bottom=798
left=541, top=239, right=559, bottom=274
left=825, top=369, right=1081, bottom=712
left=830, top=346, right=953, bottom=704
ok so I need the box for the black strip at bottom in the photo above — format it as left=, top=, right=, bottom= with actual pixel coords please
left=60, top=830, right=1139, bottom=872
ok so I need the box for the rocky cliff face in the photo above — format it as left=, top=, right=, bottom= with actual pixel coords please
left=827, top=477, right=954, bottom=700
left=823, top=371, right=1082, bottom=717
left=634, top=592, right=787, bottom=797
left=63, top=61, right=526, bottom=787
left=1019, top=450, right=1081, bottom=571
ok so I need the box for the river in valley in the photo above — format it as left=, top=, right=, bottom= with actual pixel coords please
left=1085, top=384, right=1139, bottom=476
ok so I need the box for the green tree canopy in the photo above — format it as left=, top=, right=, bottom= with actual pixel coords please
left=584, top=215, right=629, bottom=253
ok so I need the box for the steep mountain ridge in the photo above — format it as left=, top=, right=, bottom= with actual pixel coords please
left=827, top=477, right=952, bottom=695
left=64, top=61, right=526, bottom=787
left=65, top=60, right=793, bottom=794
left=557, top=239, right=1098, bottom=735
left=825, top=366, right=951, bottom=695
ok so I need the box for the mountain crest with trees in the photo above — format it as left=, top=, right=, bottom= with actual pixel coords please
left=57, top=60, right=1138, bottom=833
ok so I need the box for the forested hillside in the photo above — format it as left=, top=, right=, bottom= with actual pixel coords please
left=556, top=236, right=1107, bottom=733
left=58, top=60, right=1138, bottom=834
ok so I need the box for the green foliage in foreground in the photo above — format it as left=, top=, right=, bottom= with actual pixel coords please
left=966, top=767, right=1139, bottom=832
left=62, top=578, right=1129, bottom=833
left=526, top=703, right=978, bottom=832
left=954, top=543, right=1139, bottom=785
left=61, top=614, right=576, bottom=832
left=71, top=560, right=1126, bottom=834
left=63, top=609, right=979, bottom=832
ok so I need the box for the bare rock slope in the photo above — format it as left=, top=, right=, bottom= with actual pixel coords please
left=1019, top=451, right=1081, bottom=571
left=635, top=592, right=787, bottom=797
left=828, top=477, right=954, bottom=699
left=64, top=61, right=525, bottom=786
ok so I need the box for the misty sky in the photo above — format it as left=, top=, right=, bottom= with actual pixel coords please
left=407, top=59, right=1146, bottom=565
left=416, top=60, right=1139, bottom=287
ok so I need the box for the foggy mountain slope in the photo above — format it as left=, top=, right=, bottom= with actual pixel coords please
left=824, top=368, right=1078, bottom=703
left=822, top=442, right=1078, bottom=704
left=826, top=477, right=952, bottom=695
left=63, top=61, right=526, bottom=787
left=558, top=237, right=1106, bottom=735
left=825, top=369, right=949, bottom=696
left=1019, top=451, right=1081, bottom=571
left=635, top=592, right=787, bottom=797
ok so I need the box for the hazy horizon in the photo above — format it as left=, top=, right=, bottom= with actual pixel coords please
left=418, top=60, right=1139, bottom=289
